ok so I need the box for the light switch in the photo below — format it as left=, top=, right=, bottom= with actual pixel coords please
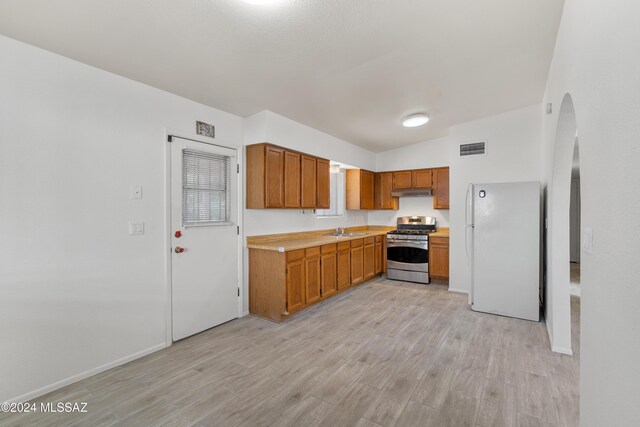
left=130, top=185, right=143, bottom=199
left=582, top=227, right=593, bottom=255
left=129, top=221, right=144, bottom=235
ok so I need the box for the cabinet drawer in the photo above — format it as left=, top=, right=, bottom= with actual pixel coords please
left=351, top=239, right=363, bottom=248
left=364, top=236, right=375, bottom=245
left=287, top=249, right=305, bottom=262
left=430, top=236, right=449, bottom=246
left=337, top=242, right=351, bottom=251
left=321, top=243, right=337, bottom=254
left=375, top=235, right=383, bottom=243
left=305, top=246, right=321, bottom=258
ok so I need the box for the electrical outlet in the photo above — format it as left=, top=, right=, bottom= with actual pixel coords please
left=129, top=221, right=144, bottom=235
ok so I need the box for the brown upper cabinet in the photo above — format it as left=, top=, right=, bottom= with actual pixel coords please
left=284, top=151, right=301, bottom=208
left=243, top=144, right=287, bottom=208
left=301, top=155, right=317, bottom=208
left=412, top=169, right=433, bottom=189
left=393, top=171, right=413, bottom=189
left=351, top=166, right=448, bottom=211
left=246, top=143, right=330, bottom=209
left=346, top=169, right=375, bottom=210
left=433, top=167, right=450, bottom=209
left=393, top=169, right=433, bottom=190
left=316, top=158, right=330, bottom=209
left=375, top=172, right=399, bottom=210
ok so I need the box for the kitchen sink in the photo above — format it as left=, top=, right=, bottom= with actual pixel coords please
left=329, top=232, right=365, bottom=237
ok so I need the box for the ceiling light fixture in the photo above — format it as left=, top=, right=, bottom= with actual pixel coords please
left=242, top=0, right=282, bottom=5
left=402, top=113, right=430, bottom=128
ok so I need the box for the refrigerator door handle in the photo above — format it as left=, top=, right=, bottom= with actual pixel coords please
left=465, top=184, right=473, bottom=226
left=466, top=224, right=474, bottom=305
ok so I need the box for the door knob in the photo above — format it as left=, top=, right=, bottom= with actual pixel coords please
left=175, top=247, right=185, bottom=254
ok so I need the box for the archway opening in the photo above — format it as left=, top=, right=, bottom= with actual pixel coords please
left=569, top=137, right=581, bottom=357
left=546, top=93, right=578, bottom=355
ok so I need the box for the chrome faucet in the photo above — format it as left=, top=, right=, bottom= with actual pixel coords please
left=336, top=227, right=347, bottom=235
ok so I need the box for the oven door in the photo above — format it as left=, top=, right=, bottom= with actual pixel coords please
left=387, top=241, right=429, bottom=272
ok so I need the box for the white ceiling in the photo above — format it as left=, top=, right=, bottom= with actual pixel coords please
left=0, top=0, right=564, bottom=152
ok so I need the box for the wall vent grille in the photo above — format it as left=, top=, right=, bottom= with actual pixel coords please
left=460, top=142, right=486, bottom=156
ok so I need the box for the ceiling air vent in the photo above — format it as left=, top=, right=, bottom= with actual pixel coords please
left=460, top=142, right=486, bottom=157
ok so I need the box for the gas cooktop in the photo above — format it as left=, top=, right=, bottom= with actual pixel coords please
left=386, top=216, right=437, bottom=241
left=387, top=229, right=433, bottom=235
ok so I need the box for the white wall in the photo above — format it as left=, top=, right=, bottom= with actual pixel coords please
left=367, top=196, right=451, bottom=229
left=0, top=35, right=244, bottom=402
left=0, top=35, right=377, bottom=401
left=375, top=105, right=543, bottom=293
left=541, top=1, right=640, bottom=424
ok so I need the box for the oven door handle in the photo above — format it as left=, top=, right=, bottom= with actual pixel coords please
left=387, top=241, right=428, bottom=250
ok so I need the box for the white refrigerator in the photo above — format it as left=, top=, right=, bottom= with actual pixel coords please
left=466, top=182, right=541, bottom=321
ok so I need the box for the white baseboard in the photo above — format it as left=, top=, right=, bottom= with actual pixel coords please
left=552, top=345, right=574, bottom=356
left=545, top=320, right=574, bottom=355
left=8, top=343, right=166, bottom=404
left=448, top=288, right=469, bottom=294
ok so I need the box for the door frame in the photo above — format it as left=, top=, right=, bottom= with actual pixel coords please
left=163, top=128, right=243, bottom=346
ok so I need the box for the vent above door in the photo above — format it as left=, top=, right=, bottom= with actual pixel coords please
left=460, top=142, right=486, bottom=156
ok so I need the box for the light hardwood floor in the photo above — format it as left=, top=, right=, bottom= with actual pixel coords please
left=1, top=279, right=580, bottom=427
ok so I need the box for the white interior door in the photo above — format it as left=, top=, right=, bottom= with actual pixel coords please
left=170, top=137, right=239, bottom=341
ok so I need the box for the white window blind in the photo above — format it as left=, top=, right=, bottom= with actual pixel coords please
left=182, top=149, right=231, bottom=225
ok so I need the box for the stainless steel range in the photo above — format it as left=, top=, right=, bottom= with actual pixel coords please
left=386, top=216, right=436, bottom=284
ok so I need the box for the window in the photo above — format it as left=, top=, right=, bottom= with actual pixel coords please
left=182, top=149, right=231, bottom=225
left=317, top=168, right=345, bottom=217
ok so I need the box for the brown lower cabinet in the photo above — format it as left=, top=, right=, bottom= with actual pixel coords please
left=374, top=235, right=383, bottom=274
left=249, top=235, right=386, bottom=322
left=363, top=237, right=375, bottom=280
left=350, top=239, right=364, bottom=285
left=286, top=250, right=306, bottom=313
left=320, top=244, right=338, bottom=298
left=305, top=247, right=322, bottom=305
left=429, top=236, right=449, bottom=280
left=337, top=242, right=351, bottom=290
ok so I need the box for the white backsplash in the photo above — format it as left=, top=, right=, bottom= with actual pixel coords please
left=367, top=196, right=450, bottom=228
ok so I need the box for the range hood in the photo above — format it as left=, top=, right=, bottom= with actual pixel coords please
left=391, top=188, right=433, bottom=197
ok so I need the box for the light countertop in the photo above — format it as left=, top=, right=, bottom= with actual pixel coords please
left=430, top=228, right=449, bottom=238
left=247, top=226, right=449, bottom=252
left=247, top=229, right=389, bottom=252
